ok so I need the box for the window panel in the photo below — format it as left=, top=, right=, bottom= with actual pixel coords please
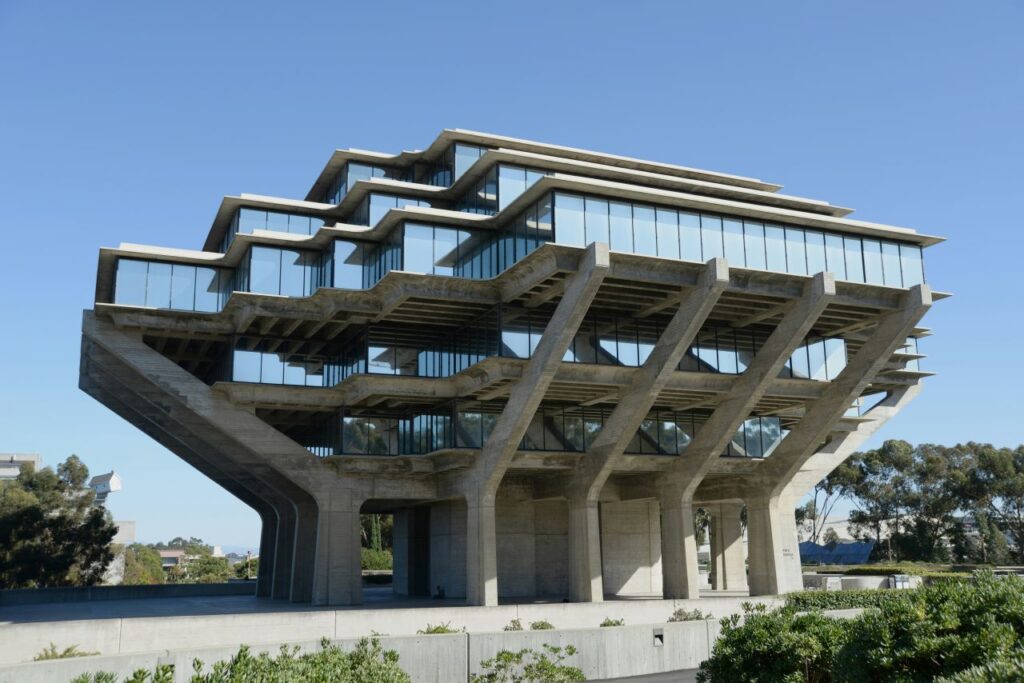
left=900, top=244, right=925, bottom=286
left=170, top=264, right=196, bottom=310
left=805, top=230, right=826, bottom=275
left=882, top=241, right=903, bottom=287
left=114, top=259, right=148, bottom=306
left=744, top=221, right=766, bottom=270
left=824, top=338, right=846, bottom=380
left=824, top=234, right=846, bottom=280
left=679, top=212, right=702, bottom=262
left=145, top=262, right=172, bottom=308
left=765, top=224, right=787, bottom=272
left=784, top=227, right=807, bottom=275
left=433, top=227, right=459, bottom=276
left=194, top=267, right=221, bottom=312
left=403, top=223, right=435, bottom=274
left=656, top=209, right=680, bottom=259
left=844, top=237, right=865, bottom=283
left=333, top=241, right=364, bottom=289
left=554, top=193, right=586, bottom=246
left=723, top=219, right=745, bottom=267
left=700, top=214, right=724, bottom=259
left=498, top=165, right=527, bottom=211
left=584, top=197, right=610, bottom=245
left=862, top=239, right=884, bottom=284
left=232, top=350, right=262, bottom=383
left=249, top=246, right=281, bottom=294
left=609, top=201, right=633, bottom=252
left=632, top=205, right=657, bottom=256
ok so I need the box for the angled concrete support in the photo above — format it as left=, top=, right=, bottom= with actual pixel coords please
left=254, top=509, right=277, bottom=597
left=658, top=272, right=835, bottom=598
left=565, top=258, right=729, bottom=602
left=746, top=494, right=802, bottom=595
left=708, top=502, right=747, bottom=592
left=462, top=243, right=610, bottom=606
left=757, top=285, right=933, bottom=496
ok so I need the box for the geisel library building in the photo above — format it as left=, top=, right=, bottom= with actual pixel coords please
left=80, top=130, right=944, bottom=606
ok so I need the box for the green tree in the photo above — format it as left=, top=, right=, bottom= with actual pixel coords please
left=234, top=556, right=259, bottom=580
left=121, top=544, right=165, bottom=585
left=187, top=555, right=231, bottom=583
left=965, top=443, right=1024, bottom=563
left=0, top=455, right=116, bottom=588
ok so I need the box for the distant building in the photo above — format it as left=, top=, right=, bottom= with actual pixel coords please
left=158, top=549, right=187, bottom=571
left=0, top=453, right=41, bottom=480
left=88, top=471, right=122, bottom=507
left=112, top=520, right=137, bottom=545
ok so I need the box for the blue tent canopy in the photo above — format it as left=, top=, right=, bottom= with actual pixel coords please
left=799, top=540, right=874, bottom=565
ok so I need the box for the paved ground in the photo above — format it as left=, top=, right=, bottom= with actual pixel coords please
left=1, top=586, right=747, bottom=624
left=593, top=670, right=698, bottom=682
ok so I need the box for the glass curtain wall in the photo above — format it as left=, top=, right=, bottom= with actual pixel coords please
left=350, top=193, right=433, bottom=227
left=114, top=259, right=228, bottom=312
left=240, top=246, right=324, bottom=297
left=325, top=162, right=396, bottom=204
left=221, top=208, right=326, bottom=252
left=551, top=192, right=926, bottom=287
left=298, top=403, right=782, bottom=458
left=457, top=164, right=547, bottom=215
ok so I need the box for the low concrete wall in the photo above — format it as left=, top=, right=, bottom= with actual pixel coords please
left=0, top=596, right=784, bottom=667
left=0, top=582, right=255, bottom=607
left=0, top=622, right=722, bottom=683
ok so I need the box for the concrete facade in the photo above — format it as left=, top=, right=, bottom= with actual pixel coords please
left=80, top=130, right=943, bottom=606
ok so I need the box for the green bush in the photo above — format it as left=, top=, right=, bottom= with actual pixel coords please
left=599, top=617, right=625, bottom=627
left=472, top=644, right=584, bottom=683
left=696, top=602, right=848, bottom=683
left=503, top=618, right=524, bottom=631
left=785, top=588, right=907, bottom=611
left=529, top=620, right=554, bottom=631
left=936, top=655, right=1024, bottom=683
left=35, top=643, right=99, bottom=660
left=417, top=621, right=462, bottom=634
left=72, top=638, right=407, bottom=683
left=699, top=573, right=1024, bottom=683
left=669, top=608, right=710, bottom=622
left=361, top=548, right=393, bottom=571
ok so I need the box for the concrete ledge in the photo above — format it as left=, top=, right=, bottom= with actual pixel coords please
left=0, top=583, right=255, bottom=607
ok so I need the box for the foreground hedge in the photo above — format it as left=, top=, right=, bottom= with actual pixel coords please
left=699, top=572, right=1024, bottom=682
left=785, top=588, right=905, bottom=611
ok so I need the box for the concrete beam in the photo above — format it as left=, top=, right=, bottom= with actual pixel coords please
left=657, top=272, right=835, bottom=598
left=754, top=285, right=932, bottom=496
left=564, top=258, right=729, bottom=602
left=462, top=243, right=610, bottom=606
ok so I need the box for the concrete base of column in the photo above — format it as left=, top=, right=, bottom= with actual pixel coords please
left=310, top=495, right=363, bottom=606
left=466, top=495, right=498, bottom=606
left=659, top=495, right=701, bottom=599
left=567, top=498, right=603, bottom=602
left=708, top=502, right=748, bottom=592
left=747, top=495, right=803, bottom=596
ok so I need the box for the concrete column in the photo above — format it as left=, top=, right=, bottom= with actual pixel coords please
left=310, top=491, right=363, bottom=606
left=255, top=509, right=277, bottom=598
left=271, top=503, right=295, bottom=600
left=746, top=495, right=802, bottom=596
left=708, top=502, right=747, bottom=592
left=658, top=492, right=701, bottom=599
left=465, top=492, right=498, bottom=606
left=567, top=498, right=603, bottom=602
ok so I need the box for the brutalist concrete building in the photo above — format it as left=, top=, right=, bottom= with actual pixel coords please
left=81, top=130, right=942, bottom=606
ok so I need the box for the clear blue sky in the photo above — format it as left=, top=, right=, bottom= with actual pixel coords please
left=1, top=1, right=1020, bottom=549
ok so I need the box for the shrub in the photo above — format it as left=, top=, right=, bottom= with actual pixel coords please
left=417, top=621, right=462, bottom=634
left=503, top=618, right=524, bottom=631
left=35, top=643, right=99, bottom=660
left=472, top=644, right=584, bottom=683
left=361, top=548, right=393, bottom=571
left=833, top=573, right=1024, bottom=682
left=937, top=655, right=1024, bottom=683
left=696, top=602, right=848, bottom=683
left=785, top=588, right=907, bottom=611
left=699, top=573, right=1024, bottom=683
left=600, top=617, right=625, bottom=627
left=72, top=639, right=408, bottom=683
left=669, top=608, right=710, bottom=622
left=529, top=620, right=555, bottom=630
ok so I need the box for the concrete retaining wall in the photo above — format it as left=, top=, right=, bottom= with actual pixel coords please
left=0, top=621, right=725, bottom=683
left=0, top=582, right=255, bottom=607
